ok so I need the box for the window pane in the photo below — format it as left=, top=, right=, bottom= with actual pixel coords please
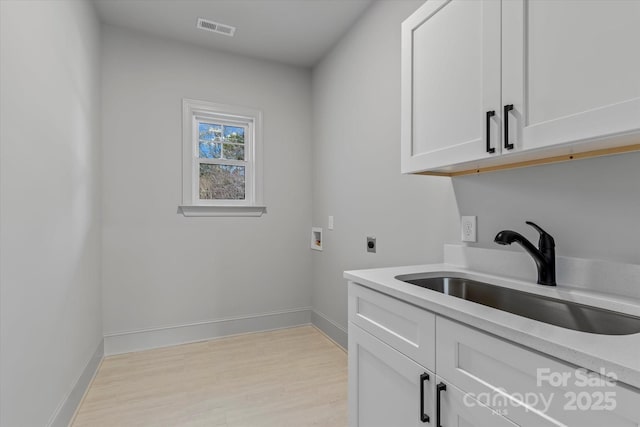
left=199, top=122, right=223, bottom=141
left=223, top=143, right=244, bottom=160
left=199, top=122, right=223, bottom=158
left=224, top=126, right=244, bottom=144
left=199, top=164, right=245, bottom=200
left=199, top=142, right=222, bottom=159
left=199, top=123, right=246, bottom=158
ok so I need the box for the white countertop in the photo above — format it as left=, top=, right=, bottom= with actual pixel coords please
left=344, top=263, right=640, bottom=390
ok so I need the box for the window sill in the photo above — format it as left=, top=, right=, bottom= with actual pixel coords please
left=179, top=205, right=266, bottom=217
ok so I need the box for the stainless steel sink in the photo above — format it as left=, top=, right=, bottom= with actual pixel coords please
left=395, top=275, right=640, bottom=335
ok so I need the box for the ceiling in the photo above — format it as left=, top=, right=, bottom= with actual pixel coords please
left=93, top=0, right=374, bottom=68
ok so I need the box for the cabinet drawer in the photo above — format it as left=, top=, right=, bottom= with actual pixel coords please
left=436, top=317, right=640, bottom=427
left=348, top=281, right=435, bottom=371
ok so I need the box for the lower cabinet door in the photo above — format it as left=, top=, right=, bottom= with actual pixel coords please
left=436, top=378, right=520, bottom=427
left=349, top=323, right=434, bottom=427
left=436, top=317, right=640, bottom=427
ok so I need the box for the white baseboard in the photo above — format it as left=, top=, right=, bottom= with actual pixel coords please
left=311, top=310, right=347, bottom=350
left=48, top=340, right=104, bottom=427
left=104, top=307, right=312, bottom=355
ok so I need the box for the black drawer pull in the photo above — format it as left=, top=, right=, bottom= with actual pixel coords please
left=420, top=372, right=430, bottom=422
left=504, top=104, right=514, bottom=150
left=436, top=382, right=447, bottom=427
left=486, top=110, right=496, bottom=153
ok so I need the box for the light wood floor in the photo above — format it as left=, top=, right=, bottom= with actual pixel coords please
left=71, top=326, right=347, bottom=427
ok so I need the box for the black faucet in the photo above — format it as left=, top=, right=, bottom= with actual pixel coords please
left=494, top=221, right=556, bottom=286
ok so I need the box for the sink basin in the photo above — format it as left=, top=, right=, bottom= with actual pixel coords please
left=396, top=275, right=640, bottom=335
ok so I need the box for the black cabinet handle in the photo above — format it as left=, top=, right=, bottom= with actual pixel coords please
left=486, top=110, right=495, bottom=153
left=504, top=104, right=514, bottom=150
left=420, top=372, right=430, bottom=423
left=436, top=382, right=447, bottom=427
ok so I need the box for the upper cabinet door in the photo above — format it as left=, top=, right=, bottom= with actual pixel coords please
left=502, top=0, right=640, bottom=152
left=401, top=0, right=501, bottom=173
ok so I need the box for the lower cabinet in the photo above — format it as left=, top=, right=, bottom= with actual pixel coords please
left=348, top=322, right=517, bottom=427
left=348, top=323, right=434, bottom=427
left=348, top=282, right=640, bottom=427
left=436, top=316, right=640, bottom=427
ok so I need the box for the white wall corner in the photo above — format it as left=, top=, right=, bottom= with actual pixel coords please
left=48, top=340, right=104, bottom=427
left=311, top=310, right=347, bottom=350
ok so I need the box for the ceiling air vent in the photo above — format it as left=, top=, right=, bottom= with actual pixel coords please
left=196, top=18, right=236, bottom=37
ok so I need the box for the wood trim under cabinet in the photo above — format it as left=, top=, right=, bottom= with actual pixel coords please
left=415, top=143, right=640, bottom=177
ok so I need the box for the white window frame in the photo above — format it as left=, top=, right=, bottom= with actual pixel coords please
left=180, top=99, right=265, bottom=217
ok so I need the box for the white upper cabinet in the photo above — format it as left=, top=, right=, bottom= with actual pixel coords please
left=401, top=0, right=501, bottom=173
left=402, top=0, right=640, bottom=175
left=503, top=0, right=640, bottom=153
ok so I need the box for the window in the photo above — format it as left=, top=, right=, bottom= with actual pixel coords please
left=180, top=99, right=264, bottom=217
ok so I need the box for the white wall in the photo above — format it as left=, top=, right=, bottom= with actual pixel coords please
left=100, top=26, right=313, bottom=352
left=310, top=0, right=460, bottom=345
left=0, top=1, right=103, bottom=425
left=310, top=1, right=640, bottom=342
left=453, top=151, right=640, bottom=266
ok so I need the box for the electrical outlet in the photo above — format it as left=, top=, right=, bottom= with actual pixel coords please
left=461, top=216, right=477, bottom=242
left=366, top=236, right=376, bottom=253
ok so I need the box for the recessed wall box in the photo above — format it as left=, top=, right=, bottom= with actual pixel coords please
left=311, top=227, right=323, bottom=251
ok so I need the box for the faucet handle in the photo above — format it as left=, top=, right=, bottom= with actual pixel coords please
left=525, top=221, right=556, bottom=250
left=526, top=221, right=555, bottom=250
